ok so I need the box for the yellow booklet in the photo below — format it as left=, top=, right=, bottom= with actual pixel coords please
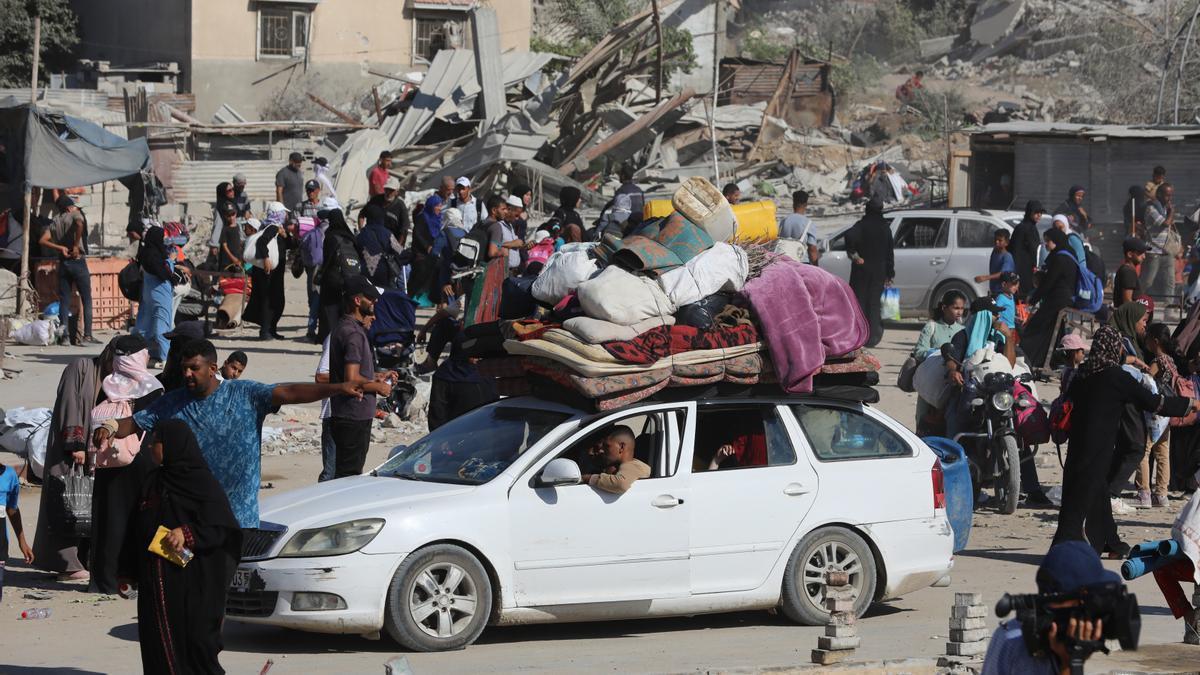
left=147, top=525, right=192, bottom=567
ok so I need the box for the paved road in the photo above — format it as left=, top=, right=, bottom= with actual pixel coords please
left=1, top=280, right=1194, bottom=673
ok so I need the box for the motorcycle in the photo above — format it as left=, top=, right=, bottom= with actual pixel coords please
left=954, top=371, right=1044, bottom=515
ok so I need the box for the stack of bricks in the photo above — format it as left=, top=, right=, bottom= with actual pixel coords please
left=811, top=571, right=860, bottom=665
left=945, top=592, right=990, bottom=657
left=1187, top=587, right=1200, bottom=645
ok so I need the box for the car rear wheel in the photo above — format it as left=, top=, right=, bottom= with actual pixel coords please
left=929, top=280, right=976, bottom=318
left=781, top=527, right=877, bottom=625
left=383, top=544, right=492, bottom=652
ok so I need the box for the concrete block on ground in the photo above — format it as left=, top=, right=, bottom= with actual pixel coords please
left=950, top=627, right=990, bottom=643
left=954, top=592, right=983, bottom=606
left=949, top=616, right=987, bottom=630
left=830, top=611, right=857, bottom=626
left=818, top=635, right=862, bottom=651
left=825, top=624, right=858, bottom=638
left=825, top=586, right=858, bottom=601
left=825, top=570, right=850, bottom=587
left=811, top=648, right=853, bottom=665
left=946, top=639, right=990, bottom=657
left=825, top=598, right=854, bottom=613
left=950, top=604, right=986, bottom=618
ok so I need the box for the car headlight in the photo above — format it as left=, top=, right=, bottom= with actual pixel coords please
left=991, top=391, right=1014, bottom=412
left=279, top=519, right=384, bottom=558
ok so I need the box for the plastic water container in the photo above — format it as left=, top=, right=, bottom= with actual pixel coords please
left=730, top=200, right=779, bottom=241
left=643, top=198, right=674, bottom=220
left=673, top=177, right=737, bottom=241
left=922, top=436, right=973, bottom=553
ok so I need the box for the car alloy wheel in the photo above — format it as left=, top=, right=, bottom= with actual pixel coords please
left=408, top=562, right=479, bottom=639
left=802, top=540, right=864, bottom=610
left=780, top=527, right=877, bottom=625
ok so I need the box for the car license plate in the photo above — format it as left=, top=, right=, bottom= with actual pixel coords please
left=230, top=568, right=251, bottom=593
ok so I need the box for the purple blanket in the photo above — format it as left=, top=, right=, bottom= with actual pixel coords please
left=742, top=260, right=868, bottom=393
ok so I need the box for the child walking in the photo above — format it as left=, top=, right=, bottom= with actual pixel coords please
left=1, top=459, right=35, bottom=600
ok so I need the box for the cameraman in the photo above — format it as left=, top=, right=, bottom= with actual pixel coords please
left=982, top=542, right=1116, bottom=675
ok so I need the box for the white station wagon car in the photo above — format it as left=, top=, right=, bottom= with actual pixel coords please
left=227, top=394, right=954, bottom=651
left=820, top=209, right=1025, bottom=316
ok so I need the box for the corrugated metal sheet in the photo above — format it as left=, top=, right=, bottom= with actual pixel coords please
left=977, top=121, right=1200, bottom=139
left=0, top=88, right=110, bottom=108
left=169, top=160, right=280, bottom=205
left=1011, top=140, right=1091, bottom=214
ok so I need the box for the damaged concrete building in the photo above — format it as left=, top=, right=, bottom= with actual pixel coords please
left=66, top=0, right=534, bottom=120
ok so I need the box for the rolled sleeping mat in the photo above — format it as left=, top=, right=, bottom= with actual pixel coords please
left=1129, top=539, right=1173, bottom=558
left=1158, top=539, right=1181, bottom=557
left=1122, top=551, right=1188, bottom=580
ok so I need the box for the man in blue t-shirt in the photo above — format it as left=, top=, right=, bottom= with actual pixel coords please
left=94, top=339, right=362, bottom=528
left=1, top=460, right=34, bottom=600
left=975, top=229, right=1015, bottom=296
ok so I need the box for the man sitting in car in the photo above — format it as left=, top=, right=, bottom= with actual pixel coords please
left=580, top=426, right=650, bottom=495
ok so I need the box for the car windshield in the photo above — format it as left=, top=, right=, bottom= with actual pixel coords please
left=374, top=405, right=571, bottom=485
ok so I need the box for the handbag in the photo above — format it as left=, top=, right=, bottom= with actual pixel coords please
left=1164, top=226, right=1184, bottom=257
left=118, top=259, right=143, bottom=301
left=56, top=464, right=94, bottom=538
left=1170, top=375, right=1199, bottom=428
left=897, top=356, right=918, bottom=393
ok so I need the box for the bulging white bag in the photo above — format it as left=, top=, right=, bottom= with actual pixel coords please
left=531, top=249, right=600, bottom=304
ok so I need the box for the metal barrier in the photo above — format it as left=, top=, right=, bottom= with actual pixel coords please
left=1041, top=307, right=1102, bottom=372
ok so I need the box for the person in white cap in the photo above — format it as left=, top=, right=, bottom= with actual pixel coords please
left=449, top=176, right=480, bottom=230
left=489, top=195, right=527, bottom=272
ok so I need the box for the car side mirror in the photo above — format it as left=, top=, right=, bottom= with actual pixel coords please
left=537, top=458, right=581, bottom=488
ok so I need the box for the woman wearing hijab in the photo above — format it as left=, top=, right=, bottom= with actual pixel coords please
left=1055, top=184, right=1092, bottom=232
left=1106, top=301, right=1158, bottom=509
left=409, top=194, right=445, bottom=305
left=317, top=209, right=362, bottom=341
left=845, top=197, right=895, bottom=347
left=552, top=186, right=585, bottom=243
left=207, top=182, right=235, bottom=255
left=127, top=420, right=242, bottom=673
left=87, top=334, right=163, bottom=593
left=1023, top=228, right=1080, bottom=369
left=245, top=203, right=289, bottom=341
left=135, top=221, right=186, bottom=366
left=356, top=207, right=406, bottom=290
left=428, top=333, right=499, bottom=431
left=32, top=339, right=119, bottom=581
left=1052, top=214, right=1087, bottom=264
left=1010, top=200, right=1043, bottom=300
left=1053, top=326, right=1197, bottom=556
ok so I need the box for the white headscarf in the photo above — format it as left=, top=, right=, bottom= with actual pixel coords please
left=1052, top=213, right=1073, bottom=234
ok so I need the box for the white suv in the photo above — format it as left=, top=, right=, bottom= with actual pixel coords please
left=226, top=394, right=954, bottom=651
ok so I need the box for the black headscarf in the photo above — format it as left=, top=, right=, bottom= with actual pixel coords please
left=215, top=182, right=232, bottom=213
left=1023, top=199, right=1044, bottom=222
left=326, top=208, right=352, bottom=236
left=1044, top=227, right=1071, bottom=254
left=1078, top=325, right=1125, bottom=380
left=559, top=186, right=581, bottom=211
left=149, top=420, right=239, bottom=533
left=434, top=332, right=487, bottom=385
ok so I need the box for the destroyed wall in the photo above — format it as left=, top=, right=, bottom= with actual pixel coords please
left=72, top=0, right=533, bottom=120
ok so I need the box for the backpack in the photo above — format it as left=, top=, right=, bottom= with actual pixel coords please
left=118, top=259, right=143, bottom=301
left=301, top=225, right=325, bottom=268
left=320, top=233, right=361, bottom=289
left=453, top=224, right=489, bottom=269
left=1056, top=251, right=1103, bottom=313
left=1049, top=397, right=1073, bottom=446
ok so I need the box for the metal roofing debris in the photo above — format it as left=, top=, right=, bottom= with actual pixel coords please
left=210, top=103, right=248, bottom=125
left=970, top=0, right=1026, bottom=46
left=471, top=7, right=505, bottom=126
left=169, top=159, right=279, bottom=203
left=973, top=122, right=1200, bottom=138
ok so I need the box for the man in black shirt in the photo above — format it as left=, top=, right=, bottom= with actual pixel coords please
left=1114, top=237, right=1149, bottom=307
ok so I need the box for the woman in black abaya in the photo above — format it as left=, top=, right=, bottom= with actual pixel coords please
left=1022, top=227, right=1079, bottom=369
left=845, top=197, right=895, bottom=347
left=127, top=420, right=242, bottom=674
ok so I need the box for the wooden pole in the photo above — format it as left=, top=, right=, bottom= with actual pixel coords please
left=17, top=13, right=41, bottom=316
left=371, top=86, right=384, bottom=125
left=306, top=92, right=360, bottom=125
left=710, top=0, right=724, bottom=187
left=100, top=181, right=107, bottom=251
left=651, top=0, right=664, bottom=105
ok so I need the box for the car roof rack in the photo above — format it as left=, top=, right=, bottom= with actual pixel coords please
left=528, top=377, right=880, bottom=414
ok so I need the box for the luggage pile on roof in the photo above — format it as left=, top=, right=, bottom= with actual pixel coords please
left=458, top=177, right=880, bottom=410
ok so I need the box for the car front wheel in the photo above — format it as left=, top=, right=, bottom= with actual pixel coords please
left=780, top=527, right=877, bottom=625
left=383, top=544, right=493, bottom=651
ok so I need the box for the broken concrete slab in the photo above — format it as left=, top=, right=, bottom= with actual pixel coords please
left=970, top=0, right=1025, bottom=47
left=920, top=35, right=957, bottom=60
left=470, top=6, right=505, bottom=126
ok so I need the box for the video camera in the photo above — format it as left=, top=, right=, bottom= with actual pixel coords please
left=995, top=582, right=1140, bottom=667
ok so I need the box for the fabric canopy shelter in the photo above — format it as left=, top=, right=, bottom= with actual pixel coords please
left=0, top=98, right=150, bottom=191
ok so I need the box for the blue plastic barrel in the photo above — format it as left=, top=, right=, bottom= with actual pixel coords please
left=923, top=436, right=973, bottom=553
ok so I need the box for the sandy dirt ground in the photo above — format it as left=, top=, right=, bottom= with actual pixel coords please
left=1, top=274, right=1198, bottom=673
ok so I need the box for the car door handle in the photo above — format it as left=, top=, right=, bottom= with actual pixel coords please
left=652, top=495, right=684, bottom=508
left=929, top=258, right=946, bottom=266
left=783, top=483, right=813, bottom=496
